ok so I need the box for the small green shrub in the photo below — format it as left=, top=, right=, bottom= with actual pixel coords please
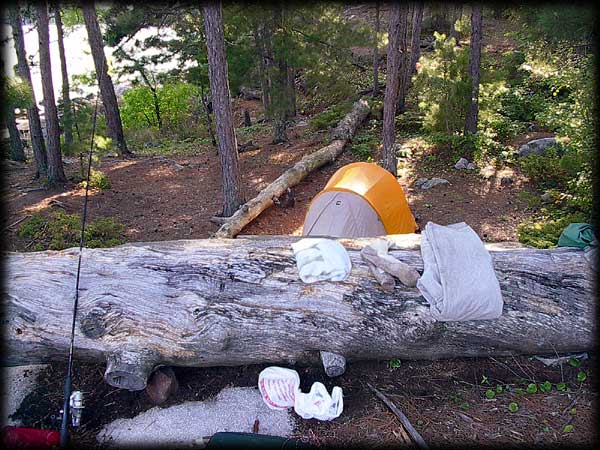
left=18, top=211, right=125, bottom=251
left=517, top=211, right=587, bottom=248
left=80, top=169, right=111, bottom=191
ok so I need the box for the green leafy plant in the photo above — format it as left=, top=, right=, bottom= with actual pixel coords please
left=526, top=383, right=538, bottom=394
left=485, top=389, right=496, bottom=399
left=556, top=382, right=567, bottom=392
left=508, top=402, right=519, bottom=413
left=80, top=168, right=111, bottom=191
left=563, top=424, right=574, bottom=433
left=388, top=358, right=402, bottom=369
left=539, top=381, right=552, bottom=393
left=576, top=371, right=587, bottom=382
left=569, top=357, right=582, bottom=368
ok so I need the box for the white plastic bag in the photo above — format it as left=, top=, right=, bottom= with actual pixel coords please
left=258, top=367, right=343, bottom=421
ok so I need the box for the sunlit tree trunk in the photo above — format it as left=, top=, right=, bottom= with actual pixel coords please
left=202, top=0, right=245, bottom=217
left=36, top=0, right=66, bottom=184
left=82, top=2, right=131, bottom=156
left=53, top=0, right=73, bottom=146
left=372, top=0, right=380, bottom=97
left=383, top=2, right=408, bottom=176
left=465, top=4, right=483, bottom=135
left=9, top=5, right=47, bottom=178
left=395, top=5, right=410, bottom=114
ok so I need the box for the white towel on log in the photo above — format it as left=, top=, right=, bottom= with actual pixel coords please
left=417, top=222, right=503, bottom=321
left=291, top=238, right=351, bottom=283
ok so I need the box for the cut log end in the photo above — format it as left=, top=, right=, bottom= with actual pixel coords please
left=320, top=351, right=347, bottom=377
left=104, top=351, right=156, bottom=391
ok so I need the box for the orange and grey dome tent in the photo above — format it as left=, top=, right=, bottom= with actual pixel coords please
left=302, top=162, right=417, bottom=238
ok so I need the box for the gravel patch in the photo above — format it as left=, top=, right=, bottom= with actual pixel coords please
left=1, top=365, right=49, bottom=426
left=96, top=387, right=294, bottom=447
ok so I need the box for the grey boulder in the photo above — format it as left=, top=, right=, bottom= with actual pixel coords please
left=517, top=137, right=558, bottom=157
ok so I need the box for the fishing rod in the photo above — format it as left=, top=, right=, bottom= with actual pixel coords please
left=59, top=93, right=100, bottom=448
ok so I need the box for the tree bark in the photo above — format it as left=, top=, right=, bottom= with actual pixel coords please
left=53, top=1, right=73, bottom=146
left=202, top=0, right=245, bottom=217
left=372, top=0, right=380, bottom=97
left=214, top=98, right=370, bottom=238
left=9, top=4, right=48, bottom=178
left=36, top=1, right=66, bottom=184
left=395, top=5, right=410, bottom=114
left=82, top=2, right=131, bottom=156
left=400, top=1, right=424, bottom=108
left=464, top=4, right=483, bottom=135
left=4, top=235, right=594, bottom=391
left=6, top=108, right=26, bottom=161
left=382, top=3, right=408, bottom=176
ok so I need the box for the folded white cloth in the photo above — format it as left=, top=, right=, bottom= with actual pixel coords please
left=291, top=238, right=351, bottom=283
left=417, top=222, right=503, bottom=321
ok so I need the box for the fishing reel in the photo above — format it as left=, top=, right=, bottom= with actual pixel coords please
left=58, top=391, right=85, bottom=428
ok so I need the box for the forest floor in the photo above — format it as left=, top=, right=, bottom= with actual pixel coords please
left=3, top=6, right=596, bottom=449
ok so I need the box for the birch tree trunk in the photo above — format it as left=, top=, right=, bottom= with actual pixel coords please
left=202, top=0, right=245, bottom=217
left=36, top=0, right=66, bottom=184
left=54, top=1, right=73, bottom=146
left=9, top=4, right=48, bottom=178
left=4, top=235, right=594, bottom=391
left=82, top=2, right=131, bottom=156
left=465, top=4, right=483, bottom=135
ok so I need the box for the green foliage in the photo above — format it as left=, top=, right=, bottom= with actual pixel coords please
left=120, top=82, right=201, bottom=138
left=309, top=101, right=352, bottom=131
left=485, top=389, right=495, bottom=399
left=508, top=402, right=519, bottom=413
left=18, top=211, right=125, bottom=251
left=350, top=126, right=379, bottom=161
left=413, top=32, right=470, bottom=134
left=539, top=381, right=552, bottom=393
left=80, top=169, right=111, bottom=191
left=577, top=371, right=587, bottom=382
left=517, top=211, right=587, bottom=248
left=511, top=5, right=595, bottom=43
left=3, top=76, right=34, bottom=111
left=387, top=358, right=402, bottom=369
left=526, top=383, right=538, bottom=394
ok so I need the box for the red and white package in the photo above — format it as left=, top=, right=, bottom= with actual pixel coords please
left=258, top=367, right=300, bottom=410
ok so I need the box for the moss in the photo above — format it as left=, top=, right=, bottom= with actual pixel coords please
left=18, top=211, right=125, bottom=251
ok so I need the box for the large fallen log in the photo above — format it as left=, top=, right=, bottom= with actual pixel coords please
left=3, top=235, right=594, bottom=391
left=214, top=98, right=371, bottom=238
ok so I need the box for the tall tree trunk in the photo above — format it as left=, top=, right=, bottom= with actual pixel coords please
left=199, top=83, right=217, bottom=148
left=465, top=4, right=483, bottom=135
left=253, top=22, right=272, bottom=116
left=53, top=0, right=73, bottom=146
left=270, top=2, right=290, bottom=143
left=372, top=0, right=380, bottom=97
left=202, top=0, right=244, bottom=217
left=286, top=66, right=296, bottom=119
left=81, top=2, right=131, bottom=156
left=398, top=1, right=424, bottom=112
left=9, top=5, right=48, bottom=178
left=395, top=5, right=410, bottom=114
left=382, top=3, right=408, bottom=176
left=6, top=107, right=26, bottom=161
left=36, top=1, right=66, bottom=184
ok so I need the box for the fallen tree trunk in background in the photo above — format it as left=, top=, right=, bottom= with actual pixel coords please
left=214, top=98, right=371, bottom=238
left=4, top=235, right=594, bottom=391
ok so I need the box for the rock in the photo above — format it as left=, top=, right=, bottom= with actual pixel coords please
left=418, top=177, right=450, bottom=190
left=145, top=367, right=179, bottom=405
left=541, top=192, right=553, bottom=203
left=517, top=137, right=558, bottom=157
left=413, top=178, right=428, bottom=188
left=454, top=157, right=470, bottom=169
left=466, top=163, right=476, bottom=170
left=500, top=177, right=514, bottom=187
left=395, top=143, right=412, bottom=158
left=172, top=163, right=184, bottom=172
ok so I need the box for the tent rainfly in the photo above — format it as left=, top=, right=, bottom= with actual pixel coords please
left=303, top=162, right=417, bottom=238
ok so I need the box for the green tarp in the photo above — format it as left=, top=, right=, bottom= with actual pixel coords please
left=557, top=223, right=597, bottom=249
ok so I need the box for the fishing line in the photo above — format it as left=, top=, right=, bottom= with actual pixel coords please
left=59, top=92, right=100, bottom=448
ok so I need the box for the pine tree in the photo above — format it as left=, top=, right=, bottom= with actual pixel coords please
left=465, top=4, right=483, bottom=135
left=82, top=2, right=131, bottom=156
left=53, top=0, right=73, bottom=146
left=9, top=4, right=48, bottom=178
left=202, top=0, right=244, bottom=217
left=372, top=1, right=380, bottom=97
left=36, top=0, right=66, bottom=184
